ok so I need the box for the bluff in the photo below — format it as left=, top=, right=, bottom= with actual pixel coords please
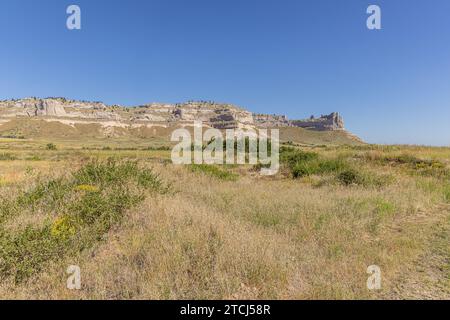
left=0, top=98, right=345, bottom=130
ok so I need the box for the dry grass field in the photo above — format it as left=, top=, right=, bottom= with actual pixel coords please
left=0, top=138, right=449, bottom=299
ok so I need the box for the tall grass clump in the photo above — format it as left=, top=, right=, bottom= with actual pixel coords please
left=374, top=153, right=450, bottom=180
left=280, top=147, right=349, bottom=179
left=443, top=185, right=450, bottom=203
left=0, top=159, right=168, bottom=283
left=0, top=153, right=17, bottom=161
left=337, top=169, right=364, bottom=186
left=280, top=147, right=391, bottom=187
left=190, top=164, right=238, bottom=181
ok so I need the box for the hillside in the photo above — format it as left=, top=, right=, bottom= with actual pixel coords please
left=0, top=98, right=364, bottom=146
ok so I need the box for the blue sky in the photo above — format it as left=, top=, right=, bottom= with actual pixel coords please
left=0, top=0, right=449, bottom=146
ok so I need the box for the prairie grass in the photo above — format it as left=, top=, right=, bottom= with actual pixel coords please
left=0, top=153, right=17, bottom=161
left=189, top=164, right=238, bottom=181
left=0, top=141, right=449, bottom=299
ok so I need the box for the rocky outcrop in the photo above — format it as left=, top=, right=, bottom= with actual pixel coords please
left=253, top=112, right=345, bottom=131
left=0, top=98, right=119, bottom=121
left=291, top=112, right=345, bottom=131
left=0, top=98, right=345, bottom=131
left=253, top=114, right=290, bottom=127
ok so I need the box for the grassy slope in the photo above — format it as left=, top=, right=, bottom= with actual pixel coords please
left=278, top=127, right=364, bottom=146
left=0, top=118, right=364, bottom=146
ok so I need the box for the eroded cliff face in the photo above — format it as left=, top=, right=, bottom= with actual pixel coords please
left=133, top=101, right=255, bottom=129
left=290, top=112, right=345, bottom=131
left=0, top=98, right=255, bottom=129
left=0, top=98, right=345, bottom=131
left=0, top=98, right=117, bottom=120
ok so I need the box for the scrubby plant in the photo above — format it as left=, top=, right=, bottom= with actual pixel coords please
left=382, top=154, right=450, bottom=179
left=279, top=147, right=393, bottom=189
left=292, top=161, right=318, bottom=178
left=0, top=159, right=168, bottom=283
left=46, top=143, right=57, bottom=150
left=50, top=215, right=77, bottom=239
left=337, top=169, right=364, bottom=186
left=280, top=147, right=350, bottom=179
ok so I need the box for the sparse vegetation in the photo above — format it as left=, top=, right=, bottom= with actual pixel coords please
left=190, top=164, right=238, bottom=181
left=0, top=139, right=448, bottom=299
left=0, top=153, right=17, bottom=161
left=280, top=147, right=351, bottom=179
left=279, top=147, right=394, bottom=188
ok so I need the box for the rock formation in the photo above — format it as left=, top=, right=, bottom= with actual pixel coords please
left=0, top=97, right=345, bottom=131
left=290, top=112, right=345, bottom=131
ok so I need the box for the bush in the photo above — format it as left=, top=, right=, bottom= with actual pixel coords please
left=281, top=147, right=353, bottom=179
left=337, top=169, right=364, bottom=186
left=335, top=168, right=390, bottom=188
left=317, top=158, right=349, bottom=173
left=292, top=161, right=318, bottom=178
left=0, top=226, right=65, bottom=283
left=280, top=147, right=391, bottom=188
left=383, top=154, right=449, bottom=179
left=0, top=159, right=168, bottom=283
left=46, top=143, right=57, bottom=150
left=280, top=147, right=318, bottom=170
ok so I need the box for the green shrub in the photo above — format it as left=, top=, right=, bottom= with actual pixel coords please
left=46, top=143, right=57, bottom=150
left=280, top=147, right=318, bottom=169
left=316, top=159, right=349, bottom=173
left=280, top=147, right=352, bottom=179
left=290, top=158, right=348, bottom=178
left=384, top=154, right=448, bottom=179
left=0, top=226, right=66, bottom=283
left=0, top=159, right=168, bottom=283
left=337, top=169, right=364, bottom=186
left=73, top=159, right=165, bottom=190
left=292, top=161, right=318, bottom=178
left=280, top=147, right=390, bottom=188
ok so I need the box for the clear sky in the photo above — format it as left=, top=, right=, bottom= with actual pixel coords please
left=1, top=0, right=449, bottom=146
